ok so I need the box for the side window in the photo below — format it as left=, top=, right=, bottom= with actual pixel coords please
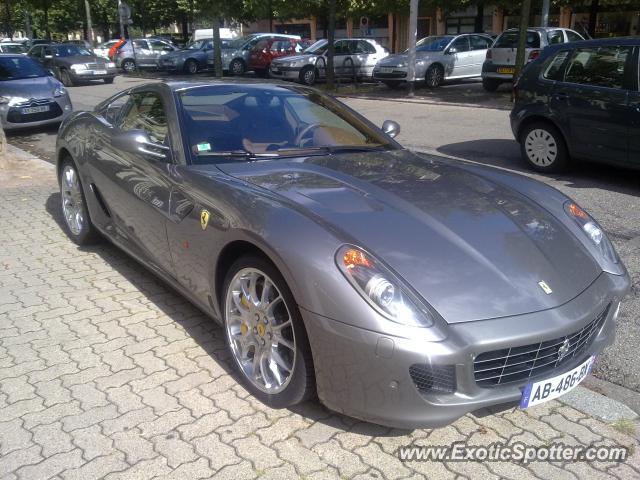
left=45, top=47, right=55, bottom=57
left=566, top=30, right=583, bottom=42
left=150, top=40, right=170, bottom=52
left=30, top=47, right=42, bottom=58
left=354, top=40, right=375, bottom=54
left=470, top=35, right=491, bottom=50
left=450, top=36, right=470, bottom=53
left=119, top=92, right=168, bottom=145
left=334, top=40, right=350, bottom=55
left=547, top=30, right=565, bottom=45
left=543, top=50, right=570, bottom=80
left=104, top=94, right=130, bottom=124
left=564, top=46, right=632, bottom=89
left=132, top=40, right=148, bottom=50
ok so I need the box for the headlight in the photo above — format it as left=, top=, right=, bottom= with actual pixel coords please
left=336, top=245, right=434, bottom=327
left=53, top=85, right=66, bottom=97
left=0, top=96, right=28, bottom=106
left=107, top=62, right=116, bottom=68
left=564, top=201, right=618, bottom=263
left=70, top=64, right=87, bottom=71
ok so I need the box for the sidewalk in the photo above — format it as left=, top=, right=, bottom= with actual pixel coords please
left=0, top=148, right=638, bottom=480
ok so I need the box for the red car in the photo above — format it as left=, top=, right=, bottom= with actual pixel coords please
left=249, top=38, right=308, bottom=76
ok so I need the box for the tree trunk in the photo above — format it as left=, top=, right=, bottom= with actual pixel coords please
left=44, top=3, right=50, bottom=40
left=588, top=0, right=600, bottom=37
left=514, top=0, right=532, bottom=79
left=213, top=17, right=223, bottom=78
left=326, top=0, right=336, bottom=89
left=475, top=1, right=484, bottom=33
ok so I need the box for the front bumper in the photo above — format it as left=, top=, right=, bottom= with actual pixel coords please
left=0, top=96, right=72, bottom=131
left=269, top=66, right=301, bottom=80
left=373, top=66, right=408, bottom=82
left=302, top=271, right=629, bottom=429
left=482, top=61, right=514, bottom=81
left=70, top=68, right=118, bottom=81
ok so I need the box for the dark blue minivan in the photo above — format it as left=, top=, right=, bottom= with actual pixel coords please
left=510, top=37, right=638, bottom=172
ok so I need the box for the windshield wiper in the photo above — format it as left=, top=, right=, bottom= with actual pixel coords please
left=197, top=149, right=279, bottom=160
left=274, top=145, right=388, bottom=157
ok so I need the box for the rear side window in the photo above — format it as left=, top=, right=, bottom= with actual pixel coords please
left=494, top=31, right=541, bottom=49
left=566, top=30, right=584, bottom=42
left=547, top=30, right=565, bottom=45
left=470, top=35, right=492, bottom=50
left=543, top=50, right=570, bottom=80
left=564, top=46, right=632, bottom=89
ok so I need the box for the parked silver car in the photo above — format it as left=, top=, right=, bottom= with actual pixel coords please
left=482, top=27, right=584, bottom=91
left=270, top=38, right=388, bottom=85
left=93, top=39, right=119, bottom=59
left=221, top=33, right=301, bottom=75
left=374, top=34, right=493, bottom=88
left=0, top=54, right=72, bottom=130
left=114, top=38, right=177, bottom=72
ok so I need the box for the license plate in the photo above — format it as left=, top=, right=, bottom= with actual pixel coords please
left=92, top=70, right=107, bottom=75
left=21, top=105, right=49, bottom=114
left=520, top=355, right=596, bottom=409
left=497, top=67, right=515, bottom=74
left=380, top=67, right=393, bottom=73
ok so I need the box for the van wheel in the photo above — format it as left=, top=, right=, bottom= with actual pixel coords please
left=482, top=78, right=500, bottom=92
left=520, top=122, right=569, bottom=173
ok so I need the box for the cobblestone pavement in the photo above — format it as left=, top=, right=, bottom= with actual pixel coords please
left=1, top=154, right=638, bottom=480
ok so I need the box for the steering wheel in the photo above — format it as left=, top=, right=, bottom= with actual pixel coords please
left=295, top=123, right=322, bottom=147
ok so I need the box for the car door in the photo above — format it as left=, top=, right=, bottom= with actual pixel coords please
left=447, top=36, right=473, bottom=77
left=131, top=40, right=153, bottom=67
left=149, top=40, right=174, bottom=64
left=626, top=47, right=640, bottom=165
left=469, top=35, right=492, bottom=76
left=331, top=39, right=352, bottom=77
left=553, top=45, right=633, bottom=164
left=352, top=40, right=379, bottom=77
left=90, top=89, right=176, bottom=274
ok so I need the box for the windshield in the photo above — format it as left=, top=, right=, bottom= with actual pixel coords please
left=494, top=30, right=541, bottom=48
left=0, top=44, right=26, bottom=54
left=178, top=85, right=396, bottom=164
left=54, top=45, right=93, bottom=57
left=304, top=39, right=328, bottom=54
left=0, top=56, right=48, bottom=80
left=409, top=36, right=453, bottom=53
left=187, top=39, right=211, bottom=50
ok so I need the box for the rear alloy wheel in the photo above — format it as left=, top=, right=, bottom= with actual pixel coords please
left=122, top=59, right=135, bottom=73
left=60, top=69, right=74, bottom=87
left=425, top=64, right=444, bottom=88
left=482, top=78, right=500, bottom=92
left=223, top=256, right=315, bottom=408
left=59, top=159, right=101, bottom=245
left=184, top=59, right=198, bottom=74
left=299, top=66, right=316, bottom=86
left=230, top=58, right=245, bottom=76
left=521, top=122, right=569, bottom=173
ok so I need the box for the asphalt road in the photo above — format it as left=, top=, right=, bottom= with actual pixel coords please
left=7, top=75, right=640, bottom=394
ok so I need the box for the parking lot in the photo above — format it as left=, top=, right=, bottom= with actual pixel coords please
left=1, top=75, right=639, bottom=479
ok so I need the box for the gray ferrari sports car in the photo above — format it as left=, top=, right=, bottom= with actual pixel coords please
left=55, top=81, right=630, bottom=429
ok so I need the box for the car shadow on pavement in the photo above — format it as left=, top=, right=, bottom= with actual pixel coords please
left=44, top=191, right=414, bottom=436
left=438, top=139, right=640, bottom=198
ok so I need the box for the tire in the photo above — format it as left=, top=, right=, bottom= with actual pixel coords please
left=299, top=65, right=316, bottom=86
left=184, top=59, right=198, bottom=74
left=425, top=64, right=444, bottom=88
left=482, top=78, right=500, bottom=92
left=383, top=81, right=401, bottom=89
left=520, top=121, right=569, bottom=173
left=60, top=69, right=74, bottom=87
left=230, top=58, right=245, bottom=76
left=59, top=158, right=101, bottom=245
left=222, top=255, right=315, bottom=408
left=122, top=59, right=135, bottom=73
left=103, top=77, right=115, bottom=84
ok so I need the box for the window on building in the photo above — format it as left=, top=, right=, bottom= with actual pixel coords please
left=446, top=17, right=475, bottom=35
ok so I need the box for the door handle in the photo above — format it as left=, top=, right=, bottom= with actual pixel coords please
left=552, top=92, right=569, bottom=101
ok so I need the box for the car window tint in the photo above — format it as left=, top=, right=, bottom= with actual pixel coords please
left=355, top=40, right=375, bottom=54
left=564, top=46, right=632, bottom=89
left=150, top=40, right=169, bottom=51
left=119, top=92, right=168, bottom=145
left=566, top=30, right=583, bottom=42
left=470, top=35, right=491, bottom=50
left=450, top=36, right=470, bottom=53
left=334, top=41, right=350, bottom=55
left=495, top=31, right=541, bottom=49
left=543, top=50, right=570, bottom=80
left=547, top=30, right=565, bottom=45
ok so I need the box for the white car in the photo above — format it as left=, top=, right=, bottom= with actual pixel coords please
left=94, top=40, right=120, bottom=59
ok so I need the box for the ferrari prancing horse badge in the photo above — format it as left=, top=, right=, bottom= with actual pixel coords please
left=200, top=209, right=210, bottom=230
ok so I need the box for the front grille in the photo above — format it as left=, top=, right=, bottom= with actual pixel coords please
left=474, top=305, right=610, bottom=388
left=7, top=101, right=63, bottom=124
left=409, top=364, right=456, bottom=394
left=374, top=71, right=407, bottom=79
left=13, top=98, right=51, bottom=107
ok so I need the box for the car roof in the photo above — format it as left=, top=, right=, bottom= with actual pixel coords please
left=133, top=81, right=307, bottom=94
left=503, top=27, right=575, bottom=32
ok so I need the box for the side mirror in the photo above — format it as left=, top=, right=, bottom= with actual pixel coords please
left=446, top=47, right=458, bottom=55
left=382, top=120, right=400, bottom=138
left=112, top=129, right=170, bottom=161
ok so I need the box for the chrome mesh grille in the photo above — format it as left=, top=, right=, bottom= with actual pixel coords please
left=409, top=364, right=456, bottom=394
left=474, top=305, right=609, bottom=388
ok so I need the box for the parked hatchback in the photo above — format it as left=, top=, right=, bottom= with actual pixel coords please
left=114, top=38, right=177, bottom=72
left=374, top=34, right=493, bottom=88
left=511, top=37, right=638, bottom=172
left=482, top=27, right=584, bottom=91
left=221, top=33, right=301, bottom=75
left=270, top=38, right=388, bottom=85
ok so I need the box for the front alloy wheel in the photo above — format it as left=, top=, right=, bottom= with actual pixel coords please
left=425, top=64, right=444, bottom=88
left=59, top=160, right=100, bottom=245
left=230, top=58, right=245, bottom=75
left=223, top=257, right=314, bottom=407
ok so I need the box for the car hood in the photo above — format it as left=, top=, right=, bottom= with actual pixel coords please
left=378, top=52, right=440, bottom=66
left=165, top=49, right=199, bottom=59
left=55, top=55, right=106, bottom=66
left=213, top=150, right=601, bottom=323
left=272, top=54, right=315, bottom=64
left=0, top=75, right=63, bottom=98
